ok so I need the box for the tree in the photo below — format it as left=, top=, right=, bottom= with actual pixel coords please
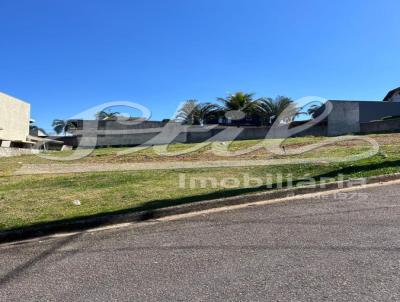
left=196, top=102, right=221, bottom=126
left=175, top=100, right=199, bottom=125
left=175, top=100, right=220, bottom=125
left=29, top=119, right=48, bottom=136
left=217, top=92, right=259, bottom=125
left=257, top=96, right=296, bottom=125
left=218, top=92, right=258, bottom=113
left=52, top=119, right=77, bottom=135
left=29, top=124, right=48, bottom=137
left=307, top=103, right=325, bottom=119
left=95, top=110, right=121, bottom=120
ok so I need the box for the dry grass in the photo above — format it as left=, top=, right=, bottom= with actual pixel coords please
left=0, top=133, right=399, bottom=231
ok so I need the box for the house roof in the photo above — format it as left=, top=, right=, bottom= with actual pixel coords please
left=383, top=87, right=400, bottom=102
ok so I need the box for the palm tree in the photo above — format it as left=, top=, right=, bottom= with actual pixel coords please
left=257, top=96, right=296, bottom=125
left=307, top=103, right=325, bottom=119
left=175, top=100, right=221, bottom=125
left=52, top=119, right=77, bottom=135
left=29, top=124, right=48, bottom=137
left=175, top=100, right=199, bottom=125
left=217, top=92, right=259, bottom=125
left=196, top=102, right=221, bottom=126
left=95, top=110, right=121, bottom=120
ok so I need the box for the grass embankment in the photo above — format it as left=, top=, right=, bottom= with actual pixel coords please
left=0, top=134, right=399, bottom=231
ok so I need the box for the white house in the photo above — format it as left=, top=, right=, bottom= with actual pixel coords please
left=0, top=92, right=31, bottom=148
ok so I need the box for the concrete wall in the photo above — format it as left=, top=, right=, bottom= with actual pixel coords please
left=0, top=147, right=39, bottom=157
left=327, top=101, right=360, bottom=136
left=70, top=120, right=166, bottom=134
left=0, top=92, right=30, bottom=143
left=293, top=123, right=328, bottom=137
left=61, top=123, right=328, bottom=148
left=56, top=100, right=400, bottom=148
left=360, top=119, right=400, bottom=133
left=358, top=101, right=400, bottom=121
left=59, top=100, right=400, bottom=148
left=326, top=100, right=400, bottom=136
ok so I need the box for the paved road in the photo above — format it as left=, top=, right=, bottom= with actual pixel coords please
left=1, top=183, right=400, bottom=301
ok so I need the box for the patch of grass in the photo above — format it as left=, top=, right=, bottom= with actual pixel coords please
left=1, top=134, right=400, bottom=231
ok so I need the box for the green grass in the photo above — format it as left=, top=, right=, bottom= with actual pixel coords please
left=1, top=134, right=400, bottom=231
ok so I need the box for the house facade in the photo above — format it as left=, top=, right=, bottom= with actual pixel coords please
left=0, top=92, right=31, bottom=147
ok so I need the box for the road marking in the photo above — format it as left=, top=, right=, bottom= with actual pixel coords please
left=1, top=178, right=400, bottom=248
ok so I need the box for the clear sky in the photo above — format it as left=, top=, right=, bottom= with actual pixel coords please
left=1, top=0, right=400, bottom=132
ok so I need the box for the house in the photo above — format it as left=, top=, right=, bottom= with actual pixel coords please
left=325, top=87, right=400, bottom=135
left=383, top=87, right=400, bottom=102
left=0, top=92, right=32, bottom=148
left=0, top=92, right=65, bottom=154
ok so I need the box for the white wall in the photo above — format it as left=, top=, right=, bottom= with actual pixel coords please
left=0, top=92, right=30, bottom=142
left=0, top=147, right=39, bottom=157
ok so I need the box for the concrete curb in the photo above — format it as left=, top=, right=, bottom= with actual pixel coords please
left=1, top=172, right=400, bottom=244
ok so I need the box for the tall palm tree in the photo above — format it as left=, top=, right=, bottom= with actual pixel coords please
left=257, top=96, right=296, bottom=125
left=217, top=92, right=259, bottom=125
left=218, top=92, right=258, bottom=112
left=196, top=102, right=221, bottom=126
left=175, top=100, right=221, bottom=125
left=52, top=119, right=77, bottom=135
left=95, top=110, right=121, bottom=120
left=175, top=100, right=199, bottom=125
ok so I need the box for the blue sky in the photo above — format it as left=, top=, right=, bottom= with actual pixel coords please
left=1, top=0, right=400, bottom=132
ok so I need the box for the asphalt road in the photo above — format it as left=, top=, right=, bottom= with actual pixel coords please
left=1, top=183, right=400, bottom=301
